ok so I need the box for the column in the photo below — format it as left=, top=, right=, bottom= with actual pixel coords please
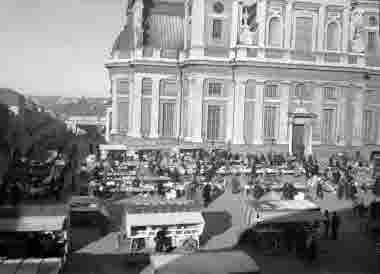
left=111, top=79, right=119, bottom=134
left=288, top=120, right=293, bottom=155
left=190, top=0, right=205, bottom=58
left=176, top=73, right=182, bottom=139
left=230, top=0, right=239, bottom=58
left=149, top=77, right=160, bottom=138
left=184, top=0, right=189, bottom=50
left=279, top=82, right=290, bottom=144
left=232, top=80, right=245, bottom=144
left=130, top=74, right=142, bottom=137
left=225, top=80, right=234, bottom=143
left=257, top=0, right=267, bottom=58
left=305, top=122, right=313, bottom=156
left=187, top=76, right=203, bottom=143
left=105, top=107, right=112, bottom=142
left=254, top=80, right=265, bottom=144
left=338, top=87, right=347, bottom=146
left=352, top=86, right=364, bottom=146
left=312, top=84, right=323, bottom=145
left=317, top=5, right=326, bottom=51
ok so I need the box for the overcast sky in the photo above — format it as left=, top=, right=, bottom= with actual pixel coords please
left=0, top=0, right=126, bottom=97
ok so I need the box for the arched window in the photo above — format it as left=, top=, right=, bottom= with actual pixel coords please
left=268, top=17, right=282, bottom=47
left=326, top=22, right=340, bottom=51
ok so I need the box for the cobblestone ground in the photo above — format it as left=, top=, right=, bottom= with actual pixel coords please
left=63, top=174, right=378, bottom=274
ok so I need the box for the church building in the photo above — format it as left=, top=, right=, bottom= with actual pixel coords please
left=105, top=0, right=380, bottom=156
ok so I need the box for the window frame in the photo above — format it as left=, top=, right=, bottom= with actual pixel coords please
left=267, top=16, right=283, bottom=48
left=211, top=18, right=223, bottom=41
left=292, top=11, right=317, bottom=53
left=207, top=81, right=223, bottom=97
left=325, top=21, right=341, bottom=51
left=368, top=31, right=376, bottom=50
left=264, top=84, right=279, bottom=98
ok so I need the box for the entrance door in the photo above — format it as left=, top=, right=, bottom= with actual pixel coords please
left=292, top=124, right=305, bottom=159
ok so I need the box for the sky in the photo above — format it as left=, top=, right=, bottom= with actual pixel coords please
left=0, top=0, right=126, bottom=98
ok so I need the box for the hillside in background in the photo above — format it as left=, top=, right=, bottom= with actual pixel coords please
left=31, top=96, right=109, bottom=118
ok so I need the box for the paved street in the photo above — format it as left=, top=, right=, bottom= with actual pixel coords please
left=62, top=174, right=378, bottom=274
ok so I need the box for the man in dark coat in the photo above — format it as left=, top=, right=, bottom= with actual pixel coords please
left=331, top=212, right=341, bottom=240
left=203, top=183, right=212, bottom=207
left=323, top=210, right=330, bottom=239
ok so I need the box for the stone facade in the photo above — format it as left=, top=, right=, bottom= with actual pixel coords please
left=105, top=0, right=380, bottom=155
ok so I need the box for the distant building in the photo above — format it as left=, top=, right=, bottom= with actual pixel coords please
left=105, top=0, right=380, bottom=156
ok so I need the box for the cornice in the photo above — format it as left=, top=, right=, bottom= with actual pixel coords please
left=105, top=58, right=380, bottom=76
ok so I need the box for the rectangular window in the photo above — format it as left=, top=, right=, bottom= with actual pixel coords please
left=212, top=19, right=223, bottom=40
left=159, top=102, right=176, bottom=137
left=117, top=80, right=129, bottom=95
left=323, top=87, right=336, bottom=99
left=208, top=82, right=223, bottom=97
left=264, top=85, right=279, bottom=98
left=368, top=31, right=376, bottom=50
left=141, top=98, right=151, bottom=136
left=295, top=17, right=313, bottom=56
left=207, top=105, right=221, bottom=140
left=118, top=101, right=129, bottom=133
left=142, top=78, right=152, bottom=96
left=363, top=110, right=377, bottom=144
left=263, top=106, right=278, bottom=139
left=321, top=108, right=336, bottom=144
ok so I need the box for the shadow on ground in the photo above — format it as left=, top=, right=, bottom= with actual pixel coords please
left=200, top=210, right=232, bottom=246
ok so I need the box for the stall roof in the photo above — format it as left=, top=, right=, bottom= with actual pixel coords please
left=117, top=199, right=203, bottom=214
left=127, top=211, right=204, bottom=227
left=99, top=144, right=128, bottom=151
left=0, top=258, right=61, bottom=274
left=246, top=199, right=320, bottom=212
left=0, top=205, right=68, bottom=232
left=259, top=210, right=324, bottom=224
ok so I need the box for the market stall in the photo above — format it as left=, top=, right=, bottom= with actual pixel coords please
left=116, top=199, right=204, bottom=263
left=0, top=205, right=70, bottom=271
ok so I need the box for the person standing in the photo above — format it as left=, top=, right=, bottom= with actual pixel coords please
left=331, top=212, right=341, bottom=240
left=316, top=181, right=323, bottom=200
left=202, top=183, right=211, bottom=207
left=323, top=210, right=330, bottom=239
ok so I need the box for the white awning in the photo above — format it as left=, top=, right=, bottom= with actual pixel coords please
left=127, top=212, right=204, bottom=227
left=0, top=216, right=67, bottom=232
left=99, top=144, right=128, bottom=151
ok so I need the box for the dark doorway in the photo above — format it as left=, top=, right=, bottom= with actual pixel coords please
left=292, top=124, right=305, bottom=160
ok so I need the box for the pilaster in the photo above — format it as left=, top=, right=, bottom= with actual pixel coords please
left=279, top=82, right=290, bottom=144
left=284, top=1, right=293, bottom=58
left=337, top=87, right=347, bottom=146
left=257, top=0, right=267, bottom=58
left=317, top=5, right=326, bottom=52
left=230, top=0, right=239, bottom=59
left=232, top=80, right=246, bottom=144
left=225, top=80, right=234, bottom=143
left=311, top=83, right=322, bottom=145
left=186, top=76, right=203, bottom=143
left=129, top=75, right=142, bottom=138
left=105, top=107, right=112, bottom=142
left=352, top=86, right=365, bottom=146
left=190, top=0, right=205, bottom=58
left=111, top=79, right=119, bottom=134
left=149, top=77, right=160, bottom=138
left=254, top=80, right=265, bottom=144
left=341, top=7, right=350, bottom=62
